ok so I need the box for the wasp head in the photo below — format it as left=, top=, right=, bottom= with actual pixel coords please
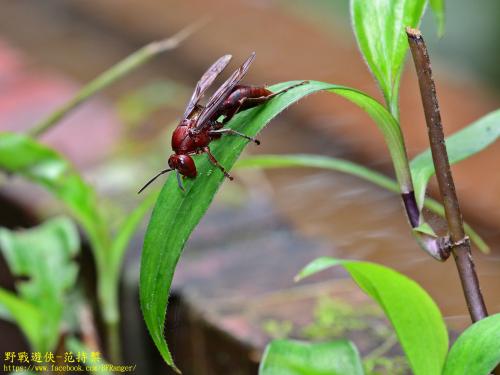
left=168, top=154, right=197, bottom=178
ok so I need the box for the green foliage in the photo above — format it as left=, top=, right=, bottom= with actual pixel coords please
left=0, top=288, right=43, bottom=352
left=261, top=297, right=404, bottom=374
left=136, top=0, right=497, bottom=371
left=410, top=109, right=500, bottom=210
left=351, top=0, right=427, bottom=118
left=235, top=154, right=488, bottom=253
left=297, top=258, right=448, bottom=375
left=302, top=298, right=375, bottom=340
left=0, top=132, right=106, bottom=257
left=259, top=339, right=364, bottom=375
left=443, top=313, right=500, bottom=375
left=0, top=132, right=156, bottom=366
left=0, top=132, right=157, bottom=328
left=0, top=28, right=198, bottom=356
left=139, top=80, right=418, bottom=370
left=236, top=154, right=398, bottom=192
left=0, top=217, right=80, bottom=352
left=140, top=80, right=496, bottom=369
left=0, top=31, right=195, bottom=347
left=364, top=356, right=408, bottom=375
left=412, top=222, right=437, bottom=237
left=429, top=0, right=446, bottom=36
left=262, top=319, right=294, bottom=339
left=102, top=191, right=158, bottom=324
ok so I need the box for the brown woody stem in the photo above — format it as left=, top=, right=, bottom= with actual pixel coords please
left=406, top=27, right=488, bottom=322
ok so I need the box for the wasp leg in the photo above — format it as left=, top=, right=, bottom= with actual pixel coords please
left=203, top=146, right=233, bottom=180
left=267, top=80, right=309, bottom=98
left=208, top=128, right=260, bottom=145
left=176, top=170, right=185, bottom=191
left=240, top=80, right=309, bottom=106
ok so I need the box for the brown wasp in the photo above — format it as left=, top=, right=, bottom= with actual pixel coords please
left=138, top=52, right=307, bottom=192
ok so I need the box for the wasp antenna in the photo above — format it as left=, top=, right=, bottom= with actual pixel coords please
left=138, top=168, right=173, bottom=194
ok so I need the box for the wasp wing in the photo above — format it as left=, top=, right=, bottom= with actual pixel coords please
left=195, top=52, right=256, bottom=130
left=183, top=54, right=232, bottom=119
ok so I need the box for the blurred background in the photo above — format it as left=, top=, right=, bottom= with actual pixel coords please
left=0, top=0, right=499, bottom=374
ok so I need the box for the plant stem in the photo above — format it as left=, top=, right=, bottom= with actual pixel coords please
left=106, top=320, right=122, bottom=365
left=97, top=266, right=122, bottom=364
left=28, top=18, right=207, bottom=138
left=406, top=27, right=488, bottom=322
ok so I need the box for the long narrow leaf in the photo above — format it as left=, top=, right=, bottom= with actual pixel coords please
left=236, top=154, right=398, bottom=192
left=235, top=154, right=488, bottom=253
left=99, top=191, right=159, bottom=323
left=139, top=80, right=412, bottom=370
left=429, top=0, right=446, bottom=36
left=28, top=22, right=204, bottom=137
left=351, top=0, right=427, bottom=117
left=410, top=109, right=500, bottom=210
left=296, top=258, right=448, bottom=375
left=110, top=192, right=159, bottom=277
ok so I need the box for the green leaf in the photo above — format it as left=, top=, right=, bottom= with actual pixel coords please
left=297, top=258, right=448, bottom=375
left=443, top=313, right=500, bottom=375
left=0, top=132, right=161, bottom=328
left=0, top=288, right=43, bottom=351
left=140, top=80, right=412, bottom=370
left=99, top=191, right=158, bottom=324
left=0, top=132, right=108, bottom=258
left=0, top=217, right=80, bottom=352
left=236, top=154, right=399, bottom=193
left=28, top=23, right=202, bottom=137
left=259, top=339, right=364, bottom=375
left=235, top=154, right=489, bottom=253
left=0, top=132, right=160, bottom=339
left=351, top=0, right=427, bottom=117
left=412, top=222, right=437, bottom=237
left=411, top=109, right=500, bottom=210
left=429, top=0, right=445, bottom=36
left=110, top=191, right=159, bottom=274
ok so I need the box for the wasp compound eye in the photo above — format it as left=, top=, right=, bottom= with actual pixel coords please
left=176, top=155, right=197, bottom=178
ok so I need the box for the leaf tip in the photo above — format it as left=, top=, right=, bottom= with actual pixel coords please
left=437, top=26, right=445, bottom=39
